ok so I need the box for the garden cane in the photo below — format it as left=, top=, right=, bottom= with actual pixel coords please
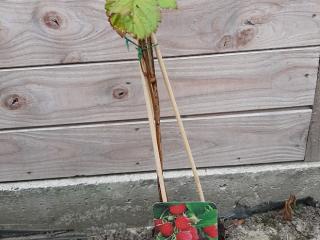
left=151, top=33, right=205, bottom=203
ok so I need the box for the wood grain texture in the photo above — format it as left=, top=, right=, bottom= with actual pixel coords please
left=0, top=48, right=317, bottom=129
left=0, top=109, right=311, bottom=182
left=306, top=57, right=320, bottom=162
left=0, top=0, right=319, bottom=67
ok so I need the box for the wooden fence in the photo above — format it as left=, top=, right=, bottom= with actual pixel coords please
left=0, top=0, right=319, bottom=182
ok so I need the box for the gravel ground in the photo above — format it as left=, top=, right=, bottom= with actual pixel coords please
left=91, top=205, right=320, bottom=240
left=224, top=206, right=320, bottom=240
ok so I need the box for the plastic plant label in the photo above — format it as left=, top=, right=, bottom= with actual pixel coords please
left=153, top=202, right=218, bottom=240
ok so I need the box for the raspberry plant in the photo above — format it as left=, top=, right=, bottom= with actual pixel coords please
left=105, top=2, right=220, bottom=239
left=105, top=0, right=177, bottom=202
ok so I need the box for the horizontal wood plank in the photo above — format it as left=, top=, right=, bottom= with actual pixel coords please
left=0, top=48, right=317, bottom=129
left=0, top=0, right=319, bottom=67
left=0, top=109, right=311, bottom=182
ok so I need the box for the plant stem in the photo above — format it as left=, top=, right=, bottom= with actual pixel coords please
left=138, top=37, right=165, bottom=202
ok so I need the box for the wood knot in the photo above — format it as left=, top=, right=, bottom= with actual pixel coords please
left=43, top=11, right=63, bottom=29
left=236, top=28, right=256, bottom=47
left=4, top=94, right=26, bottom=110
left=217, top=35, right=234, bottom=49
left=113, top=87, right=128, bottom=99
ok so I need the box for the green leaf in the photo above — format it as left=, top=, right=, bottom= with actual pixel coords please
left=186, top=202, right=209, bottom=216
left=158, top=0, right=177, bottom=9
left=185, top=202, right=218, bottom=227
left=156, top=234, right=168, bottom=240
left=153, top=203, right=168, bottom=219
left=196, top=205, right=218, bottom=227
left=106, top=0, right=161, bottom=39
left=105, top=0, right=177, bottom=39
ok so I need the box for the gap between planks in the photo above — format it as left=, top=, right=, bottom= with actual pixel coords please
left=0, top=106, right=312, bottom=134
left=0, top=45, right=319, bottom=72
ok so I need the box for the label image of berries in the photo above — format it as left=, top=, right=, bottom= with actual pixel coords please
left=153, top=202, right=218, bottom=240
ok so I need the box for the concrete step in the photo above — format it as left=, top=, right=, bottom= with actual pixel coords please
left=0, top=162, right=319, bottom=232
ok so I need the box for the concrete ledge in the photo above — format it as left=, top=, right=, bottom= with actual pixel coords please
left=0, top=162, right=319, bottom=231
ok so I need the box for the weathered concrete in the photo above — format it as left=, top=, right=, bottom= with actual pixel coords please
left=0, top=162, right=319, bottom=232
left=225, top=206, right=320, bottom=240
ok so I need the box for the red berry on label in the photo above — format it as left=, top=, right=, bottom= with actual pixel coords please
left=203, top=225, right=218, bottom=238
left=175, top=216, right=191, bottom=231
left=176, top=231, right=193, bottom=240
left=159, top=222, right=174, bottom=237
left=188, top=226, right=199, bottom=240
left=154, top=219, right=163, bottom=231
left=169, top=204, right=187, bottom=215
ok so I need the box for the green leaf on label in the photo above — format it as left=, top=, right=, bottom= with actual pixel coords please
left=186, top=202, right=206, bottom=216
left=196, top=205, right=218, bottom=227
left=158, top=0, right=177, bottom=9
left=156, top=234, right=168, bottom=240
left=186, top=202, right=217, bottom=215
left=153, top=203, right=167, bottom=219
left=186, top=212, right=200, bottom=225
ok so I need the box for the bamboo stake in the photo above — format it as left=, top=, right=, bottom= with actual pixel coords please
left=139, top=65, right=168, bottom=202
left=151, top=33, right=205, bottom=202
